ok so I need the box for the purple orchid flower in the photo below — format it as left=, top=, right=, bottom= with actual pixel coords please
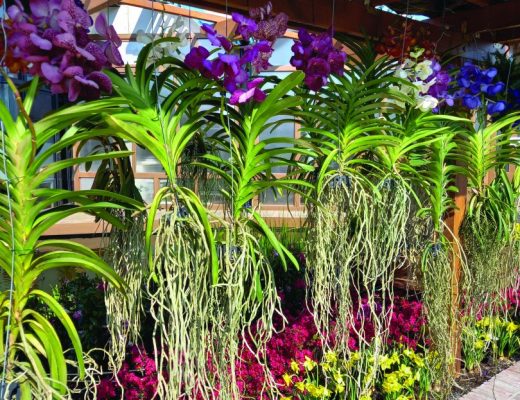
left=291, top=28, right=347, bottom=91
left=455, top=60, right=507, bottom=113
left=487, top=100, right=507, bottom=115
left=232, top=12, right=257, bottom=41
left=229, top=78, right=266, bottom=105
left=72, top=310, right=83, bottom=321
left=69, top=71, right=112, bottom=102
left=95, top=13, right=123, bottom=66
left=462, top=95, right=481, bottom=110
left=201, top=24, right=232, bottom=52
left=5, top=0, right=122, bottom=101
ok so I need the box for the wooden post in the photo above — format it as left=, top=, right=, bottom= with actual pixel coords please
left=444, top=172, right=467, bottom=376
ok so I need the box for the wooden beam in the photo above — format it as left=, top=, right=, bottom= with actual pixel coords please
left=119, top=0, right=226, bottom=22
left=86, top=0, right=121, bottom=14
left=432, top=0, right=520, bottom=41
left=444, top=171, right=467, bottom=376
left=465, top=0, right=489, bottom=6
left=175, top=0, right=454, bottom=44
left=369, top=0, right=402, bottom=6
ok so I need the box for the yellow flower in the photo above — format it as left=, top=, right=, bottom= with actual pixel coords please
left=305, top=382, right=320, bottom=396
left=280, top=397, right=292, bottom=400
left=360, top=395, right=372, bottom=400
left=399, top=364, right=413, bottom=377
left=321, top=362, right=331, bottom=372
left=475, top=340, right=485, bottom=350
left=290, top=360, right=299, bottom=374
left=390, top=351, right=400, bottom=364
left=282, top=373, right=292, bottom=386
left=403, top=348, right=414, bottom=358
left=412, top=354, right=425, bottom=368
left=478, top=317, right=490, bottom=328
left=382, top=372, right=403, bottom=394
left=324, top=351, right=337, bottom=363
left=351, top=352, right=361, bottom=361
left=303, top=356, right=317, bottom=371
left=507, top=321, right=519, bottom=334
left=333, top=370, right=344, bottom=385
left=295, top=381, right=305, bottom=392
left=335, top=383, right=345, bottom=394
left=380, top=354, right=397, bottom=371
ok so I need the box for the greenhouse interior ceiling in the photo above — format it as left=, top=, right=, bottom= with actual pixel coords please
left=1, top=0, right=520, bottom=399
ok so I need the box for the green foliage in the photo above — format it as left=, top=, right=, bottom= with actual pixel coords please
left=0, top=75, right=138, bottom=397
left=33, top=274, right=108, bottom=352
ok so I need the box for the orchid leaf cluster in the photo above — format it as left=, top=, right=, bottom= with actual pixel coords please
left=290, top=28, right=347, bottom=91
left=184, top=2, right=288, bottom=105
left=4, top=0, right=123, bottom=101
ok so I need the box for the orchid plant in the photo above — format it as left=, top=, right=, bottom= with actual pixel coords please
left=0, top=0, right=133, bottom=396
left=185, top=2, right=287, bottom=105
left=391, top=48, right=452, bottom=112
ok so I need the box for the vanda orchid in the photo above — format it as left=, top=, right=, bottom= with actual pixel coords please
left=391, top=48, right=452, bottom=112
left=184, top=1, right=288, bottom=105
left=4, top=0, right=122, bottom=101
left=136, top=15, right=190, bottom=62
left=290, top=28, right=347, bottom=91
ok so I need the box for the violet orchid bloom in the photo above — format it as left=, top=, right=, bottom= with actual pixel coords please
left=462, top=95, right=481, bottom=110
left=53, top=32, right=95, bottom=61
left=58, top=0, right=91, bottom=32
left=232, top=12, right=257, bottom=41
left=201, top=24, right=232, bottom=52
left=487, top=101, right=507, bottom=115
left=69, top=71, right=112, bottom=102
left=328, top=51, right=346, bottom=75
left=185, top=46, right=210, bottom=70
left=304, top=74, right=327, bottom=92
left=485, top=82, right=505, bottom=96
left=229, top=78, right=266, bottom=105
left=291, top=28, right=347, bottom=91
left=5, top=0, right=121, bottom=101
left=241, top=40, right=273, bottom=72
left=29, top=0, right=61, bottom=28
left=255, top=12, right=288, bottom=42
left=455, top=60, right=506, bottom=112
left=95, top=13, right=123, bottom=66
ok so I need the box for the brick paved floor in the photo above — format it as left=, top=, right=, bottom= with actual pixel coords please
left=459, top=361, right=520, bottom=400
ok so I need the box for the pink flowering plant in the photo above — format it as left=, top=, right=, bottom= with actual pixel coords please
left=4, top=0, right=123, bottom=100
left=97, top=346, right=160, bottom=400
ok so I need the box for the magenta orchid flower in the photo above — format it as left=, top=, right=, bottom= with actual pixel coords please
left=95, top=13, right=123, bottom=66
left=4, top=0, right=122, bottom=102
left=290, top=28, right=347, bottom=91
left=184, top=3, right=287, bottom=105
left=229, top=78, right=266, bottom=105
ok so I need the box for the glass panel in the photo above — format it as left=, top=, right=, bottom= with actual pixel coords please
left=258, top=114, right=295, bottom=173
left=78, top=140, right=105, bottom=173
left=40, top=178, right=56, bottom=189
left=270, top=38, right=295, bottom=66
left=79, top=178, right=94, bottom=190
left=260, top=189, right=294, bottom=205
left=136, top=146, right=163, bottom=173
left=200, top=178, right=225, bottom=204
left=159, top=179, right=170, bottom=208
left=135, top=179, right=155, bottom=204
